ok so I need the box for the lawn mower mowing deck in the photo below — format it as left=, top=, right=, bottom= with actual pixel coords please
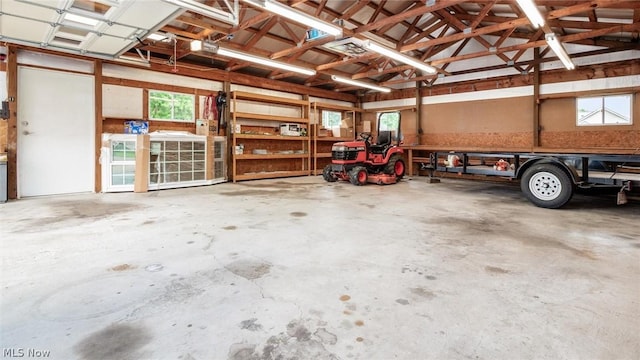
left=322, top=112, right=405, bottom=186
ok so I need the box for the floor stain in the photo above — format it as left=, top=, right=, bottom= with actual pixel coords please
left=110, top=264, right=136, bottom=272
left=239, top=318, right=263, bottom=332
left=202, top=235, right=215, bottom=251
left=223, top=225, right=237, bottom=230
left=396, top=299, right=409, bottom=305
left=425, top=275, right=437, bottom=280
left=410, top=287, right=436, bottom=299
left=485, top=266, right=510, bottom=274
left=74, top=323, right=151, bottom=360
left=355, top=337, right=364, bottom=342
left=219, top=189, right=289, bottom=197
left=228, top=319, right=338, bottom=360
left=339, top=295, right=351, bottom=301
left=290, top=211, right=307, bottom=217
left=225, top=260, right=271, bottom=280
left=142, top=220, right=155, bottom=225
left=354, top=320, right=364, bottom=326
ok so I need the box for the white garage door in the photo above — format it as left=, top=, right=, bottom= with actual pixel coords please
left=17, top=67, right=95, bottom=197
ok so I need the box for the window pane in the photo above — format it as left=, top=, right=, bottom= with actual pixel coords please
left=149, top=91, right=194, bottom=121
left=578, top=95, right=632, bottom=126
left=603, top=95, right=631, bottom=124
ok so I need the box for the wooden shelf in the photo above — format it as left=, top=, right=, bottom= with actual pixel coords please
left=235, top=170, right=310, bottom=181
left=232, top=112, right=308, bottom=124
left=234, top=134, right=309, bottom=140
left=316, top=137, right=353, bottom=142
left=235, top=153, right=309, bottom=160
left=316, top=152, right=332, bottom=158
left=312, top=102, right=364, bottom=112
left=231, top=91, right=311, bottom=182
left=233, top=91, right=309, bottom=106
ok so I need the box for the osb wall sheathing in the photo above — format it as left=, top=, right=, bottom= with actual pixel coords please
left=419, top=96, right=533, bottom=148
left=539, top=94, right=640, bottom=149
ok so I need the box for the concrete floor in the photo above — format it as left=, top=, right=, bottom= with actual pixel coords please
left=1, top=176, right=639, bottom=360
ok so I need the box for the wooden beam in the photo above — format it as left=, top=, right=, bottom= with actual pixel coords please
left=532, top=48, right=540, bottom=148
left=94, top=60, right=103, bottom=193
left=355, top=0, right=467, bottom=34
left=7, top=45, right=17, bottom=199
left=401, top=0, right=625, bottom=52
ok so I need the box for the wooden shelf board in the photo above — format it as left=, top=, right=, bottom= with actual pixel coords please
left=232, top=91, right=309, bottom=106
left=233, top=112, right=308, bottom=123
left=312, top=102, right=363, bottom=112
left=316, top=152, right=332, bottom=158
left=235, top=153, right=309, bottom=160
left=234, top=134, right=309, bottom=140
left=316, top=137, right=354, bottom=142
left=235, top=170, right=310, bottom=181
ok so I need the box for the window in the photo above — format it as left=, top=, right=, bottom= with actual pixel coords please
left=149, top=90, right=195, bottom=122
left=577, top=94, right=632, bottom=126
left=378, top=111, right=401, bottom=141
left=322, top=110, right=342, bottom=128
left=110, top=140, right=136, bottom=186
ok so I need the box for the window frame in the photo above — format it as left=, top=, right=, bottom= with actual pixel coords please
left=148, top=89, right=196, bottom=122
left=576, top=94, right=633, bottom=127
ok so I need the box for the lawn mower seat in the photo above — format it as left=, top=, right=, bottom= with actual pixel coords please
left=370, top=131, right=391, bottom=154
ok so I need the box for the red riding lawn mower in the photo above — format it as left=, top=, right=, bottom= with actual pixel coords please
left=323, top=112, right=405, bottom=185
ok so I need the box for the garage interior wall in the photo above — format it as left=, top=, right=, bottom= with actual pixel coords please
left=0, top=69, right=6, bottom=153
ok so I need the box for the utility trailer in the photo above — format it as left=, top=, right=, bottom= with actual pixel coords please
left=428, top=151, right=640, bottom=209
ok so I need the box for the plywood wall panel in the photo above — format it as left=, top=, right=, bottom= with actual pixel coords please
left=422, top=96, right=532, bottom=134
left=103, top=118, right=196, bottom=134
left=421, top=132, right=532, bottom=148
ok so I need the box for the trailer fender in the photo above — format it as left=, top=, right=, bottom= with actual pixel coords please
left=516, top=157, right=580, bottom=184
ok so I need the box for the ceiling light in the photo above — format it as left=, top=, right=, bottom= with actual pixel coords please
left=162, top=0, right=238, bottom=25
left=545, top=33, right=575, bottom=70
left=244, top=0, right=342, bottom=37
left=331, top=75, right=391, bottom=93
left=516, top=0, right=545, bottom=28
left=361, top=40, right=437, bottom=74
left=63, top=13, right=100, bottom=27
left=191, top=40, right=316, bottom=76
left=147, top=33, right=168, bottom=41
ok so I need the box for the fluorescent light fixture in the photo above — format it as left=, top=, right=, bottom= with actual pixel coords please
left=244, top=0, right=342, bottom=37
left=147, top=33, right=168, bottom=41
left=331, top=75, right=391, bottom=93
left=361, top=40, right=437, bottom=74
left=545, top=33, right=575, bottom=70
left=163, top=0, right=238, bottom=25
left=190, top=40, right=203, bottom=51
left=63, top=13, right=100, bottom=27
left=516, top=0, right=545, bottom=28
left=191, top=40, right=316, bottom=76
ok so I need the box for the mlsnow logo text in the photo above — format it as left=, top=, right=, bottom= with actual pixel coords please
left=3, top=348, right=51, bottom=358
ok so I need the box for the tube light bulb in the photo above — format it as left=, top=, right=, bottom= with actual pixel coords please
left=545, top=34, right=575, bottom=70
left=516, top=0, right=545, bottom=28
left=331, top=75, right=391, bottom=93
left=362, top=40, right=437, bottom=74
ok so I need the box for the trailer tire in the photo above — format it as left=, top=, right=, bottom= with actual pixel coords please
left=349, top=166, right=368, bottom=186
left=521, top=163, right=573, bottom=208
left=322, top=164, right=337, bottom=182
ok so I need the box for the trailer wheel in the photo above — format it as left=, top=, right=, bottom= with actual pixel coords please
left=521, top=163, right=573, bottom=208
left=349, top=166, right=368, bottom=186
left=385, top=154, right=405, bottom=179
left=322, top=164, right=337, bottom=182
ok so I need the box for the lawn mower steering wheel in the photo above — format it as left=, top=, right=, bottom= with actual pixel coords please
left=359, top=132, right=372, bottom=143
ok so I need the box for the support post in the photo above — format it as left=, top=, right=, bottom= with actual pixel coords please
left=533, top=47, right=540, bottom=148
left=7, top=46, right=17, bottom=199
